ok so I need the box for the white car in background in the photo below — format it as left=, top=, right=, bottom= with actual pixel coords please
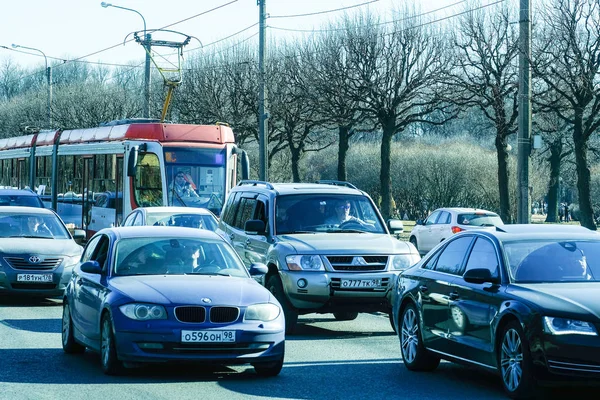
left=409, top=207, right=503, bottom=255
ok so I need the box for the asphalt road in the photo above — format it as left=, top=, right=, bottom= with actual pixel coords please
left=0, top=297, right=594, bottom=400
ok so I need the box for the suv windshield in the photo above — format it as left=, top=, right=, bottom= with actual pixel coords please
left=457, top=213, right=503, bottom=226
left=275, top=194, right=385, bottom=234
left=0, top=194, right=44, bottom=208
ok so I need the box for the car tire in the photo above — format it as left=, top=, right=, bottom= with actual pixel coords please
left=253, top=354, right=284, bottom=377
left=61, top=301, right=85, bottom=354
left=399, top=303, right=440, bottom=371
left=267, top=275, right=298, bottom=334
left=101, top=313, right=123, bottom=375
left=498, top=321, right=537, bottom=399
left=409, top=236, right=419, bottom=252
left=333, top=311, right=359, bottom=321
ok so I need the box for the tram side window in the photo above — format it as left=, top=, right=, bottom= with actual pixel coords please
left=35, top=156, right=52, bottom=198
left=134, top=153, right=163, bottom=207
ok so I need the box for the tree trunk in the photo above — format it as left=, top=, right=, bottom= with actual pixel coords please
left=337, top=125, right=350, bottom=181
left=545, top=140, right=562, bottom=223
left=379, top=122, right=394, bottom=220
left=495, top=133, right=511, bottom=223
left=290, top=145, right=301, bottom=183
left=573, top=116, right=596, bottom=230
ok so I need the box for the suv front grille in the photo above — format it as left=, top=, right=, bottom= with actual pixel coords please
left=210, top=307, right=239, bottom=323
left=4, top=257, right=63, bottom=271
left=327, top=256, right=388, bottom=271
left=175, top=306, right=206, bottom=323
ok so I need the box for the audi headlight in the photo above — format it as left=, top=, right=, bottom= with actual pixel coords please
left=286, top=255, right=324, bottom=271
left=245, top=303, right=281, bottom=322
left=389, top=254, right=421, bottom=271
left=543, top=317, right=598, bottom=336
left=120, top=303, right=167, bottom=321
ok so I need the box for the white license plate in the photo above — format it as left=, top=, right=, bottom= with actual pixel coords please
left=181, top=330, right=236, bottom=343
left=340, top=279, right=381, bottom=288
left=17, top=274, right=53, bottom=283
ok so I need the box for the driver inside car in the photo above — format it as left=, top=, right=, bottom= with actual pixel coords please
left=325, top=200, right=364, bottom=226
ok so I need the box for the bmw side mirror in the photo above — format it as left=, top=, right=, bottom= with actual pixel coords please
left=80, top=260, right=102, bottom=274
left=463, top=268, right=499, bottom=285
left=249, top=262, right=268, bottom=276
left=245, top=219, right=266, bottom=235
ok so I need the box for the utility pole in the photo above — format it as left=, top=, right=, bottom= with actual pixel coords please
left=517, top=0, right=531, bottom=224
left=258, top=0, right=269, bottom=181
left=143, top=33, right=152, bottom=118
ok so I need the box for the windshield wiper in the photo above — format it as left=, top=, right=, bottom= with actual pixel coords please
left=186, top=271, right=232, bottom=276
left=331, top=229, right=368, bottom=233
left=11, top=235, right=53, bottom=239
left=283, top=231, right=317, bottom=234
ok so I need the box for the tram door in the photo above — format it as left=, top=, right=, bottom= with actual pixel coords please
left=82, top=157, right=94, bottom=237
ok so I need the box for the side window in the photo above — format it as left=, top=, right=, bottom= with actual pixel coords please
left=132, top=213, right=143, bottom=226
left=421, top=251, right=441, bottom=270
left=438, top=212, right=451, bottom=224
left=233, top=197, right=257, bottom=230
left=463, top=237, right=499, bottom=277
left=122, top=212, right=136, bottom=226
left=134, top=153, right=163, bottom=207
left=81, top=236, right=102, bottom=263
left=425, top=211, right=441, bottom=226
left=91, top=235, right=110, bottom=273
left=222, top=192, right=240, bottom=226
left=254, top=198, right=269, bottom=233
left=435, top=236, right=473, bottom=275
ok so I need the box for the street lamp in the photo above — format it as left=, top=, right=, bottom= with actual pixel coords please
left=101, top=2, right=151, bottom=118
left=12, top=44, right=52, bottom=129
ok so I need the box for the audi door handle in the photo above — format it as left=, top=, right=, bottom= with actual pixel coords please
left=419, top=285, right=428, bottom=292
left=449, top=292, right=460, bottom=300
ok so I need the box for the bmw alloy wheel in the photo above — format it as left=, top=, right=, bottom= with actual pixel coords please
left=101, top=318, right=112, bottom=367
left=401, top=307, right=419, bottom=363
left=500, top=328, right=523, bottom=392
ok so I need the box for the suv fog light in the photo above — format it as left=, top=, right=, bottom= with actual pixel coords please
left=297, top=278, right=308, bottom=288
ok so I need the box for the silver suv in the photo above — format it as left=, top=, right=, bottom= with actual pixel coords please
left=216, top=180, right=420, bottom=333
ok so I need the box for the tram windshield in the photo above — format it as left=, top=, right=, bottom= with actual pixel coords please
left=164, top=147, right=226, bottom=215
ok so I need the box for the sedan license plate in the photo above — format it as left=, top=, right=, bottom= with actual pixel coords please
left=17, top=274, right=53, bottom=283
left=340, top=279, right=381, bottom=289
left=181, top=330, right=236, bottom=343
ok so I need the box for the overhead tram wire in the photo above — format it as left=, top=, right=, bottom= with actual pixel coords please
left=269, top=0, right=471, bottom=33
left=269, top=0, right=380, bottom=19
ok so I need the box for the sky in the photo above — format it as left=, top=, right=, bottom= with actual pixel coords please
left=0, top=0, right=493, bottom=73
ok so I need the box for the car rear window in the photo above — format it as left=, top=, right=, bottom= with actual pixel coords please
left=457, top=213, right=502, bottom=227
left=0, top=195, right=44, bottom=208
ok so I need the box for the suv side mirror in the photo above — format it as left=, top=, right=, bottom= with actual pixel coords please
left=72, top=229, right=86, bottom=241
left=463, top=268, right=499, bottom=284
left=387, top=219, right=404, bottom=234
left=80, top=260, right=102, bottom=274
left=249, top=262, right=268, bottom=276
left=245, top=219, right=266, bottom=235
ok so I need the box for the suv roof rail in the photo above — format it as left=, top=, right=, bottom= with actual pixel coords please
left=316, top=180, right=358, bottom=190
left=238, top=180, right=274, bottom=190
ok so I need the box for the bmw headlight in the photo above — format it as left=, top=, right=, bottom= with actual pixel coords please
left=286, top=255, right=324, bottom=271
left=389, top=254, right=421, bottom=271
left=543, top=316, right=598, bottom=336
left=120, top=303, right=167, bottom=321
left=245, top=303, right=281, bottom=322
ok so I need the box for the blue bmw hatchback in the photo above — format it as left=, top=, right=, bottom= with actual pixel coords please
left=61, top=226, right=285, bottom=376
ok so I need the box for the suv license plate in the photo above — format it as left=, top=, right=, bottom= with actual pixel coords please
left=340, top=279, right=381, bottom=289
left=17, top=274, right=53, bottom=283
left=181, top=330, right=236, bottom=343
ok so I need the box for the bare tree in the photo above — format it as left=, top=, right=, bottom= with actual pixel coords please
left=344, top=10, right=456, bottom=218
left=533, top=0, right=600, bottom=229
left=449, top=5, right=519, bottom=222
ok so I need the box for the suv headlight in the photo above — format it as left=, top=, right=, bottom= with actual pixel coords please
left=389, top=254, right=421, bottom=271
left=543, top=316, right=598, bottom=336
left=245, top=303, right=280, bottom=322
left=120, top=303, right=167, bottom=321
left=286, top=255, right=324, bottom=271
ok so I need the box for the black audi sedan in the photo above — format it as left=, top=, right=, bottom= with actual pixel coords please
left=391, top=224, right=600, bottom=399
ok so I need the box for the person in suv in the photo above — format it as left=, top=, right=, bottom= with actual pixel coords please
left=0, top=189, right=45, bottom=208
left=216, top=180, right=419, bottom=333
